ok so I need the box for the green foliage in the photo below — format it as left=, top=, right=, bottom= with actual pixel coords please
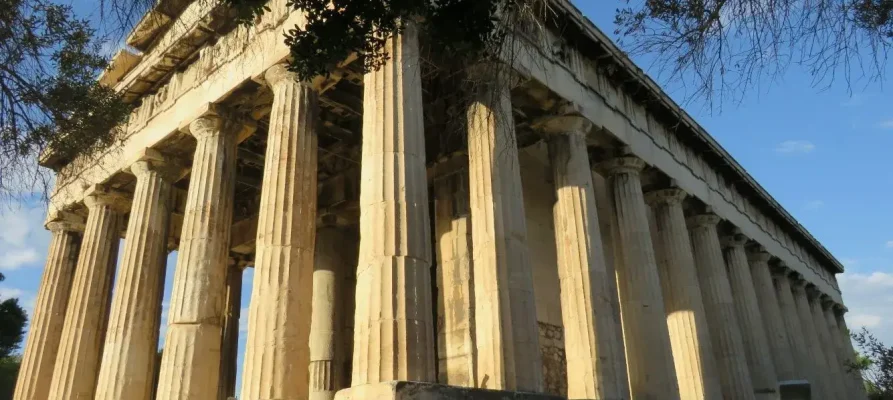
left=851, top=328, right=893, bottom=399
left=0, top=356, right=21, bottom=400
left=0, top=272, right=25, bottom=400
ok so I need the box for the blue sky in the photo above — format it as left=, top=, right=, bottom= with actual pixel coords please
left=1, top=0, right=892, bottom=390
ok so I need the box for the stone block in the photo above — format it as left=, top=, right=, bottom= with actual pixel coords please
left=334, top=382, right=564, bottom=400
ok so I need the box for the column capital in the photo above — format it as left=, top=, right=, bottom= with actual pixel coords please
left=180, top=104, right=256, bottom=141
left=805, top=284, right=822, bottom=300
left=687, top=213, right=721, bottom=229
left=720, top=230, right=749, bottom=249
left=820, top=294, right=836, bottom=309
left=533, top=115, right=592, bottom=137
left=788, top=272, right=808, bottom=288
left=746, top=247, right=772, bottom=263
left=465, top=61, right=521, bottom=86
left=769, top=262, right=790, bottom=278
left=83, top=185, right=131, bottom=213
left=264, top=63, right=317, bottom=90
left=644, top=188, right=688, bottom=206
left=45, top=211, right=86, bottom=233
left=127, top=148, right=187, bottom=182
left=598, top=156, right=646, bottom=176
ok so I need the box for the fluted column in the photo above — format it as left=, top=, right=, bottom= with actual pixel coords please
left=433, top=170, right=476, bottom=387
left=808, top=290, right=846, bottom=400
left=466, top=65, right=541, bottom=392
left=96, top=157, right=175, bottom=400
left=828, top=304, right=867, bottom=400
left=219, top=263, right=242, bottom=400
left=155, top=112, right=243, bottom=400
left=746, top=250, right=796, bottom=381
left=547, top=120, right=627, bottom=400
left=13, top=218, right=81, bottom=400
left=721, top=233, right=777, bottom=399
left=240, top=63, right=318, bottom=400
left=351, top=22, right=436, bottom=386
left=601, top=156, right=680, bottom=400
left=771, top=267, right=811, bottom=383
left=310, top=227, right=356, bottom=400
left=790, top=277, right=832, bottom=399
left=48, top=188, right=126, bottom=400
left=687, top=214, right=754, bottom=400
left=646, top=189, right=722, bottom=400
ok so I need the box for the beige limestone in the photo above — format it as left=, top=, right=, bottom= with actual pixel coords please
left=687, top=214, right=754, bottom=400
left=155, top=113, right=241, bottom=400
left=547, top=124, right=627, bottom=399
left=646, top=189, right=723, bottom=400
left=13, top=220, right=81, bottom=400
left=829, top=306, right=868, bottom=400
left=746, top=250, right=796, bottom=381
left=790, top=277, right=832, bottom=399
left=466, top=66, right=541, bottom=392
left=721, top=234, right=777, bottom=399
left=240, top=63, right=318, bottom=400
left=808, top=290, right=846, bottom=400
left=310, top=227, right=357, bottom=400
left=219, top=264, right=242, bottom=400
left=433, top=171, right=477, bottom=388
left=601, top=156, right=680, bottom=400
left=351, top=22, right=436, bottom=386
left=48, top=189, right=126, bottom=400
left=771, top=268, right=812, bottom=383
left=95, top=159, right=175, bottom=400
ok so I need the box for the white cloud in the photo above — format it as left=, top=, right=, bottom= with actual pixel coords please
left=0, top=204, right=50, bottom=272
left=877, top=119, right=893, bottom=130
left=239, top=307, right=250, bottom=332
left=0, top=287, right=24, bottom=299
left=774, top=140, right=815, bottom=154
left=0, top=249, right=39, bottom=271
left=886, top=241, right=893, bottom=249
left=850, top=314, right=882, bottom=328
left=841, top=258, right=859, bottom=267
left=839, top=271, right=893, bottom=345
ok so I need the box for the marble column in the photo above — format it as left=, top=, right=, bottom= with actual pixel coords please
left=96, top=157, right=175, bottom=400
left=219, top=263, right=242, bottom=400
left=687, top=214, right=754, bottom=400
left=351, top=22, right=436, bottom=386
left=547, top=119, right=627, bottom=399
left=466, top=65, right=541, bottom=392
left=601, top=156, right=680, bottom=400
left=771, top=266, right=812, bottom=382
left=433, top=171, right=476, bottom=388
left=240, top=63, right=318, bottom=400
left=48, top=188, right=126, bottom=400
left=829, top=304, right=868, bottom=400
left=790, top=276, right=832, bottom=399
left=746, top=250, right=796, bottom=381
left=13, top=217, right=81, bottom=400
left=155, top=113, right=243, bottom=400
left=808, top=289, right=846, bottom=400
left=310, top=227, right=356, bottom=400
left=721, top=233, right=777, bottom=399
left=646, top=188, right=723, bottom=400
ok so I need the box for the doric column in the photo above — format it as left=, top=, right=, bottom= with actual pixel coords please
left=310, top=227, right=356, bottom=400
left=96, top=154, right=176, bottom=400
left=721, top=232, right=777, bottom=399
left=808, top=289, right=846, bottom=400
left=687, top=214, right=755, bottom=400
left=646, top=188, right=723, bottom=400
left=546, top=117, right=627, bottom=399
left=790, top=276, right=832, bottom=399
left=828, top=304, right=868, bottom=400
left=155, top=112, right=245, bottom=400
left=240, top=63, right=318, bottom=400
left=601, top=156, right=679, bottom=400
left=433, top=170, right=476, bottom=387
left=351, top=22, right=436, bottom=386
left=746, top=249, right=796, bottom=381
left=771, top=266, right=811, bottom=382
left=48, top=187, right=127, bottom=400
left=13, top=216, right=82, bottom=400
left=466, top=65, right=541, bottom=392
left=218, top=263, right=242, bottom=400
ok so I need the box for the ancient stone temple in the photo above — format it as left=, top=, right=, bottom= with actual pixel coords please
left=14, top=0, right=867, bottom=399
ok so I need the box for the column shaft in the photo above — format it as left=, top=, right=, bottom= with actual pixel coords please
left=48, top=193, right=124, bottom=400
left=647, top=189, right=722, bottom=400
left=219, top=264, right=242, bottom=400
left=829, top=307, right=868, bottom=400
left=310, top=227, right=356, bottom=400
left=722, top=238, right=777, bottom=399
left=772, top=270, right=811, bottom=382
left=240, top=64, right=318, bottom=400
left=96, top=161, right=173, bottom=400
left=747, top=252, right=796, bottom=381
left=602, top=157, right=680, bottom=400
left=809, top=293, right=846, bottom=400
left=351, top=22, right=436, bottom=385
left=13, top=223, right=80, bottom=400
left=433, top=172, right=476, bottom=388
left=467, top=67, right=541, bottom=392
left=549, top=132, right=627, bottom=399
left=687, top=215, right=754, bottom=400
left=155, top=114, right=239, bottom=400
left=790, top=280, right=831, bottom=399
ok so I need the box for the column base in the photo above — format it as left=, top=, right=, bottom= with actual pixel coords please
left=334, top=382, right=563, bottom=400
left=779, top=380, right=810, bottom=400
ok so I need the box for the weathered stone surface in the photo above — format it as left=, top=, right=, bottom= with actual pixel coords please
left=772, top=267, right=812, bottom=384
left=48, top=189, right=126, bottom=400
left=352, top=22, right=436, bottom=386
left=808, top=290, right=846, bottom=400
left=240, top=63, right=318, bottom=400
left=602, top=156, right=680, bottom=400
left=687, top=214, right=754, bottom=400
left=747, top=250, right=796, bottom=381
left=790, top=278, right=832, bottom=399
left=333, top=381, right=564, bottom=400
left=13, top=220, right=81, bottom=400
left=95, top=159, right=174, bottom=400
left=647, top=189, right=723, bottom=400
left=537, top=322, right=567, bottom=397
left=828, top=306, right=868, bottom=400
left=219, top=264, right=242, bottom=400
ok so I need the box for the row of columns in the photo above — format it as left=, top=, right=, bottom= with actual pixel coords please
left=15, top=25, right=866, bottom=400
